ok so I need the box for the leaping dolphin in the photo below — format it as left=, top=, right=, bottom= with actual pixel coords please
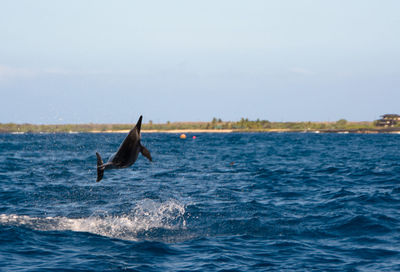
left=96, top=115, right=152, bottom=182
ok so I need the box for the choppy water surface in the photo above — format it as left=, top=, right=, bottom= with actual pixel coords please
left=0, top=133, right=399, bottom=271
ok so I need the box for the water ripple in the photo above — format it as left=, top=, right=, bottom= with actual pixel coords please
left=0, top=133, right=400, bottom=271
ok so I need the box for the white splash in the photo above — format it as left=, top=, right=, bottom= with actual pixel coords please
left=0, top=199, right=186, bottom=241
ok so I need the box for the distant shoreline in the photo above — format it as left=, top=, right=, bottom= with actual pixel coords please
left=94, top=129, right=235, bottom=133
left=4, top=128, right=400, bottom=134
left=1, top=120, right=400, bottom=134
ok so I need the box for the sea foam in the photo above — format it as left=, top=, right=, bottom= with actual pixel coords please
left=0, top=199, right=186, bottom=241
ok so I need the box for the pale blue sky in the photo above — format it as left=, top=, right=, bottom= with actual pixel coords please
left=0, top=0, right=399, bottom=124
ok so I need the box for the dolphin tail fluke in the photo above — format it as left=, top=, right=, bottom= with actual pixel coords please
left=96, top=152, right=104, bottom=182
left=140, top=145, right=152, bottom=162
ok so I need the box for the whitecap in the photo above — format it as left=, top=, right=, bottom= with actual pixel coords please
left=0, top=199, right=186, bottom=241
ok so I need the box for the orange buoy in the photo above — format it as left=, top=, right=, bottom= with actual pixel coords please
left=180, top=134, right=186, bottom=139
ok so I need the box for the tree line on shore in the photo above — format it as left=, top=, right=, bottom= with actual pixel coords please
left=0, top=118, right=395, bottom=133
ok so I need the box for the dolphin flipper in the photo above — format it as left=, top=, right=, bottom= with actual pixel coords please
left=140, top=145, right=152, bottom=162
left=96, top=152, right=105, bottom=182
left=95, top=115, right=151, bottom=182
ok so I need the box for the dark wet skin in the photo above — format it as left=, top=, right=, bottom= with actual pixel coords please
left=96, top=115, right=152, bottom=182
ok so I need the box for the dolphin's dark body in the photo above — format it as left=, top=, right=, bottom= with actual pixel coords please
left=96, top=115, right=152, bottom=182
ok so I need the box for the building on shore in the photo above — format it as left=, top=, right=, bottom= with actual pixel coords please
left=375, top=114, right=400, bottom=127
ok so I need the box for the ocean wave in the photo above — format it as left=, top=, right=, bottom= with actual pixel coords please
left=0, top=199, right=186, bottom=241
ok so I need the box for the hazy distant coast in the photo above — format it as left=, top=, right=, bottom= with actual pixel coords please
left=1, top=119, right=400, bottom=134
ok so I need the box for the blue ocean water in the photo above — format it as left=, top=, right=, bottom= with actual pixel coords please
left=0, top=132, right=399, bottom=271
